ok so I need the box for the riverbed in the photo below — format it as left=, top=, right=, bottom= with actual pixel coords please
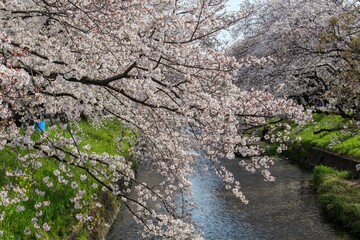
left=107, top=157, right=351, bottom=239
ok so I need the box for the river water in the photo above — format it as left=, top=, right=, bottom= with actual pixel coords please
left=107, top=158, right=351, bottom=240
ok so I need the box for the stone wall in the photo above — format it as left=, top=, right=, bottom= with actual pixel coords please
left=68, top=191, right=120, bottom=240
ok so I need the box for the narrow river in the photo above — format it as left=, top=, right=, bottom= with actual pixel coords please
left=107, top=158, right=351, bottom=240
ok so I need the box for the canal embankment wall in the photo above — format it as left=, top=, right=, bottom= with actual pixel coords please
left=286, top=146, right=360, bottom=178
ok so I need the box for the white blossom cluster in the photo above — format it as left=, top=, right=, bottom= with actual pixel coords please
left=0, top=0, right=310, bottom=238
left=231, top=0, right=359, bottom=115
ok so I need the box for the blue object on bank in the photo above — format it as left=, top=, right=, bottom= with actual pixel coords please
left=35, top=121, right=46, bottom=132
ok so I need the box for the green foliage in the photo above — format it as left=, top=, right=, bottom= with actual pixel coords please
left=313, top=166, right=360, bottom=236
left=0, top=119, right=132, bottom=239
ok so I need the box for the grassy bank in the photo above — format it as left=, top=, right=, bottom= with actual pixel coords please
left=0, top=119, right=133, bottom=239
left=283, top=114, right=360, bottom=237
left=313, top=166, right=360, bottom=237
left=288, top=114, right=360, bottom=160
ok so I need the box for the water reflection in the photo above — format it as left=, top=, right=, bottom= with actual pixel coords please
left=107, top=158, right=351, bottom=240
left=190, top=158, right=350, bottom=240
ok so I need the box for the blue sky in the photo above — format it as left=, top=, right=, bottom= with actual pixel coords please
left=226, top=0, right=242, bottom=10
left=217, top=0, right=244, bottom=46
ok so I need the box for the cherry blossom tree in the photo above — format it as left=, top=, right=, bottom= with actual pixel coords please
left=231, top=0, right=359, bottom=118
left=0, top=0, right=309, bottom=238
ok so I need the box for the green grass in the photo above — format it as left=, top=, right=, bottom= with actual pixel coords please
left=77, top=120, right=134, bottom=157
left=0, top=119, right=133, bottom=239
left=313, top=166, right=360, bottom=237
left=282, top=114, right=360, bottom=237
left=288, top=114, right=360, bottom=159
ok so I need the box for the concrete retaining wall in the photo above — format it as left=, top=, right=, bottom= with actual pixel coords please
left=301, top=147, right=360, bottom=177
